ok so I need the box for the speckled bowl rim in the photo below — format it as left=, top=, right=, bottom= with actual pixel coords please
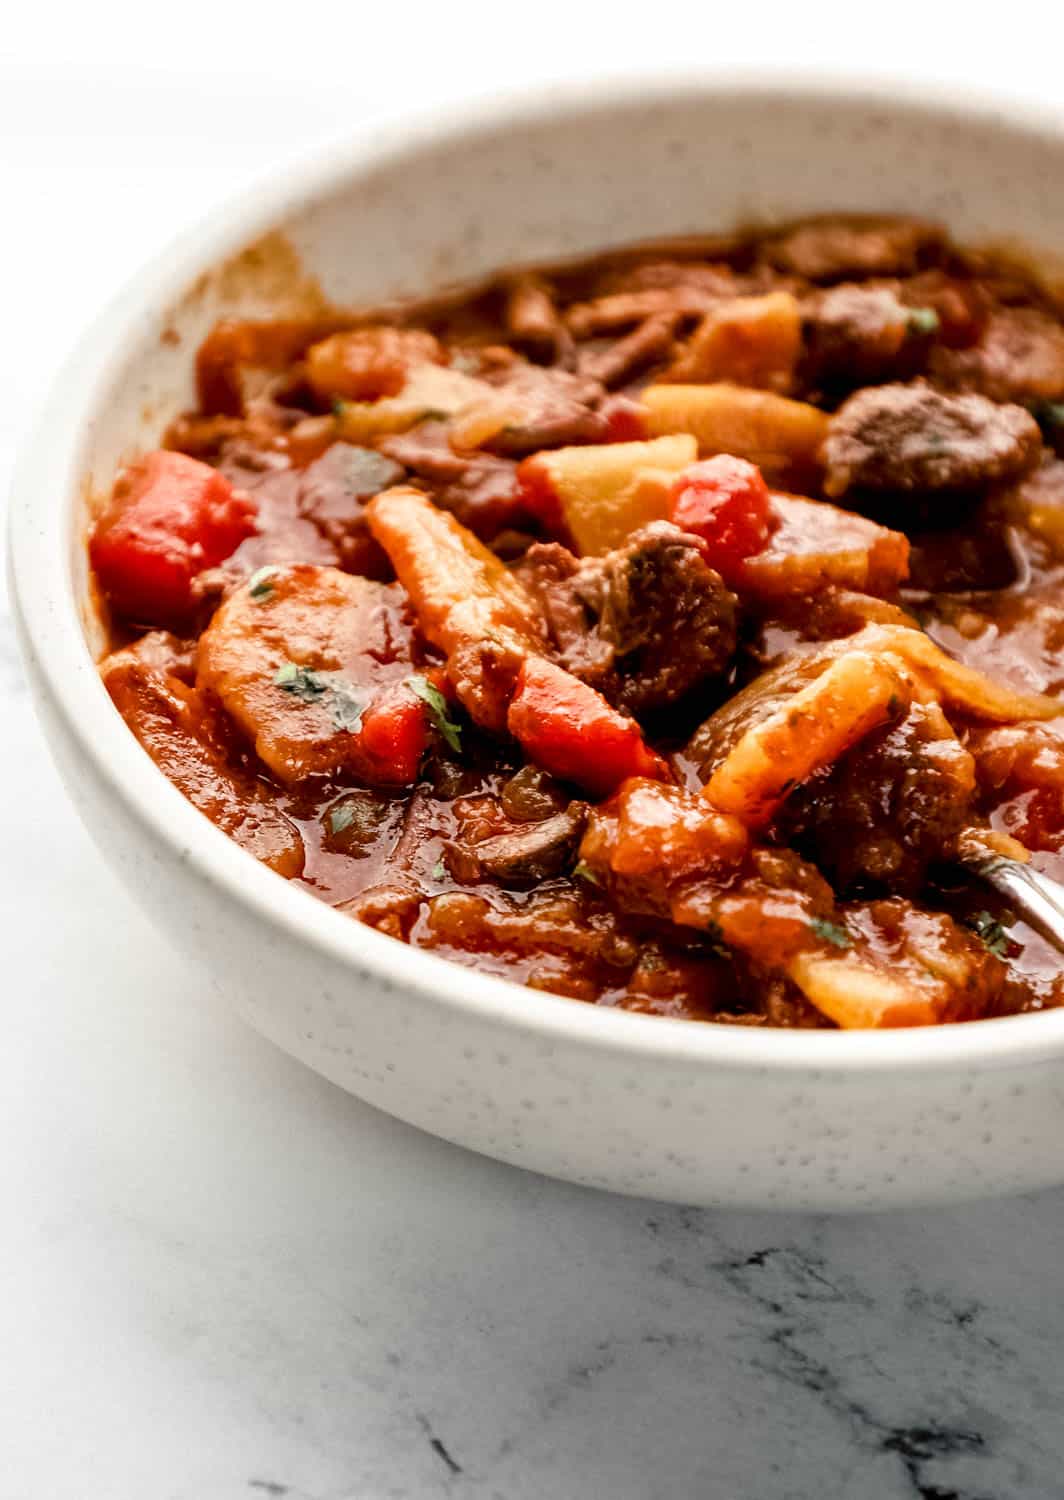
left=12, top=68, right=1064, bottom=1075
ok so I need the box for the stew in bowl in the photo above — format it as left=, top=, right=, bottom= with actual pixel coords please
left=89, top=215, right=1064, bottom=1031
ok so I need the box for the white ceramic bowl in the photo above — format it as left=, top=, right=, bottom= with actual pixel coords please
left=12, top=74, right=1064, bottom=1211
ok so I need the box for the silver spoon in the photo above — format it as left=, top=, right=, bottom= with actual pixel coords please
left=959, top=850, right=1064, bottom=955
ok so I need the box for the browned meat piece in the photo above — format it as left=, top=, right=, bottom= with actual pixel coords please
left=765, top=216, right=942, bottom=282
left=899, top=271, right=989, bottom=349
left=519, top=521, right=738, bottom=716
left=504, top=275, right=571, bottom=362
left=478, top=364, right=608, bottom=453
left=780, top=701, right=977, bottom=894
left=499, top=764, right=570, bottom=821
left=420, top=887, right=642, bottom=999
left=929, top=306, right=1064, bottom=403
left=565, top=287, right=720, bottom=338
left=802, top=284, right=923, bottom=383
left=377, top=422, right=521, bottom=539
left=578, top=313, right=681, bottom=387
left=823, top=382, right=1042, bottom=498
left=296, top=442, right=404, bottom=575
left=447, top=803, right=588, bottom=885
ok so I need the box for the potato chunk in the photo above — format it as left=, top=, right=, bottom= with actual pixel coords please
left=101, top=633, right=304, bottom=875
left=333, top=362, right=492, bottom=444
left=198, top=564, right=421, bottom=783
left=304, top=326, right=442, bottom=401
left=704, top=650, right=910, bottom=826
left=641, top=382, right=828, bottom=483
left=689, top=622, right=1061, bottom=830
left=735, top=492, right=910, bottom=601
left=518, top=433, right=697, bottom=555
left=664, top=291, right=802, bottom=390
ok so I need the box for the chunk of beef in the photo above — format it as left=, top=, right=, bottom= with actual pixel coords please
left=578, top=313, right=681, bottom=387
left=377, top=422, right=522, bottom=539
left=780, top=701, right=976, bottom=894
left=478, top=364, right=609, bottom=454
left=448, top=803, right=589, bottom=885
left=503, top=275, right=571, bottom=362
left=519, top=521, right=738, bottom=716
left=801, top=284, right=920, bottom=384
left=419, top=887, right=642, bottom=999
left=296, top=442, right=404, bottom=575
left=765, top=216, right=942, bottom=282
left=929, top=306, right=1064, bottom=403
left=823, top=382, right=1042, bottom=499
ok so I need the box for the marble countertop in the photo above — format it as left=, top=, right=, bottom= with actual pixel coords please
left=5, top=26, right=1064, bottom=1498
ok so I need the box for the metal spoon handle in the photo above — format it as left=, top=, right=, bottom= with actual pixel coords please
left=968, top=855, right=1064, bottom=955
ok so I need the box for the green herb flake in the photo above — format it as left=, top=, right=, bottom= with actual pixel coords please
left=330, top=678, right=367, bottom=733
left=907, top=306, right=940, bottom=337
left=572, top=860, right=601, bottom=887
left=406, top=674, right=462, bottom=752
left=331, top=397, right=346, bottom=418
left=247, top=565, right=279, bottom=602
left=810, top=916, right=853, bottom=950
left=274, top=661, right=329, bottom=701
left=966, top=910, right=1011, bottom=959
left=432, top=858, right=447, bottom=881
left=329, top=803, right=357, bottom=836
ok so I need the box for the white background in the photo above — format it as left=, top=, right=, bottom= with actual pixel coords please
left=5, top=7, right=1064, bottom=1497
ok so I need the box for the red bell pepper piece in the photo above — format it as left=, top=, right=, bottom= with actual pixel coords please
left=669, top=455, right=773, bottom=584
left=507, top=657, right=668, bottom=799
left=90, top=450, right=257, bottom=624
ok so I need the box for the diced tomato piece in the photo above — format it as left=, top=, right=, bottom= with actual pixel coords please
left=668, top=455, right=774, bottom=584
left=355, top=682, right=429, bottom=785
left=507, top=657, right=668, bottom=799
left=90, top=451, right=258, bottom=624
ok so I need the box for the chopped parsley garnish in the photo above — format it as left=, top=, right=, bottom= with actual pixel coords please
left=810, top=916, right=852, bottom=950
left=247, top=565, right=279, bottom=602
left=329, top=803, right=357, bottom=836
left=274, top=662, right=329, bottom=700
left=966, top=910, right=1011, bottom=959
left=406, top=674, right=462, bottom=752
left=907, top=306, right=940, bottom=337
left=331, top=397, right=346, bottom=418
left=432, top=858, right=447, bottom=882
left=274, top=662, right=365, bottom=731
left=572, top=860, right=601, bottom=886
left=329, top=679, right=367, bottom=733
